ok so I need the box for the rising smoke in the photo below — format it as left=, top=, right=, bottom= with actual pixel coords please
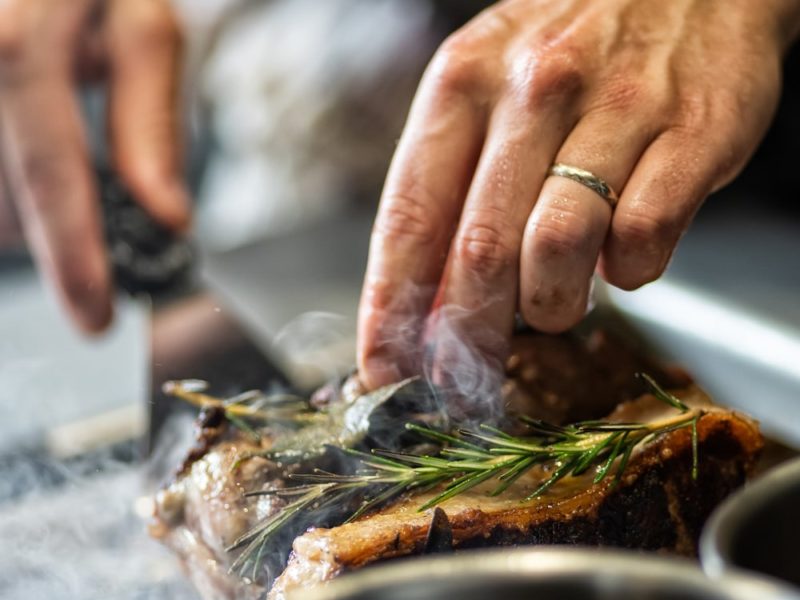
left=0, top=418, right=197, bottom=600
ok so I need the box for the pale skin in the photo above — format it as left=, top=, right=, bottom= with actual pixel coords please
left=0, top=0, right=188, bottom=332
left=1, top=0, right=798, bottom=379
left=357, top=0, right=800, bottom=390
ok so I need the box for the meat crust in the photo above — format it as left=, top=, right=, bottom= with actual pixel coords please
left=150, top=330, right=760, bottom=600
left=268, top=391, right=762, bottom=599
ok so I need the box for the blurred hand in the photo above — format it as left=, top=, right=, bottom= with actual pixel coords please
left=358, top=0, right=800, bottom=389
left=0, top=0, right=188, bottom=332
left=0, top=174, right=22, bottom=249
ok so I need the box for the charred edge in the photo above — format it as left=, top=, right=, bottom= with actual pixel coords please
left=440, top=427, right=751, bottom=556
left=670, top=423, right=753, bottom=552
left=324, top=419, right=755, bottom=593
left=450, top=468, right=677, bottom=552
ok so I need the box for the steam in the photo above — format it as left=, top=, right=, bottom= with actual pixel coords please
left=423, top=303, right=509, bottom=425
left=0, top=418, right=197, bottom=600
left=272, top=311, right=356, bottom=390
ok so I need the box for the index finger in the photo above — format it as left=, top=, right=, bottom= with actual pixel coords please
left=0, top=162, right=24, bottom=249
left=357, top=52, right=487, bottom=390
left=106, top=0, right=190, bottom=232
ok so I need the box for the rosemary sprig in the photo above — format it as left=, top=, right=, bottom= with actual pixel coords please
left=226, top=375, right=703, bottom=579
left=163, top=379, right=321, bottom=429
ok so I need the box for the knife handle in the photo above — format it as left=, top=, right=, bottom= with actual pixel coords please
left=98, top=168, right=195, bottom=298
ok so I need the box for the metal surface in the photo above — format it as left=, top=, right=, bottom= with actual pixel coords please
left=605, top=278, right=800, bottom=448
left=147, top=291, right=290, bottom=454
left=701, top=456, right=800, bottom=590
left=297, top=548, right=799, bottom=600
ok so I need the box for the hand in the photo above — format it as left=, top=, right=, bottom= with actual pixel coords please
left=358, top=0, right=800, bottom=389
left=0, top=0, right=188, bottom=332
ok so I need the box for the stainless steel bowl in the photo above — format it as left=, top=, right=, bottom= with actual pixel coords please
left=701, top=457, right=800, bottom=589
left=297, top=548, right=798, bottom=600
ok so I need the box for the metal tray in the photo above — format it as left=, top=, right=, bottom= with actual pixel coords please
left=603, top=278, right=800, bottom=448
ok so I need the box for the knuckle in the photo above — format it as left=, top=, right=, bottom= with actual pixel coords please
left=119, top=146, right=172, bottom=194
left=50, top=238, right=102, bottom=300
left=427, top=34, right=489, bottom=98
left=528, top=210, right=592, bottom=259
left=605, top=211, right=676, bottom=290
left=709, top=145, right=745, bottom=188
left=60, top=265, right=94, bottom=308
left=674, top=92, right=713, bottom=135
left=708, top=89, right=741, bottom=122
left=361, top=275, right=395, bottom=314
left=373, top=192, right=439, bottom=247
left=436, top=29, right=476, bottom=58
left=58, top=265, right=109, bottom=331
left=662, top=125, right=743, bottom=192
left=454, top=221, right=517, bottom=277
left=426, top=7, right=527, bottom=103
left=615, top=209, right=677, bottom=250
left=509, top=46, right=584, bottom=110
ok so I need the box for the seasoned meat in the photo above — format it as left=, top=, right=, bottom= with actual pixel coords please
left=150, top=329, right=755, bottom=600
left=269, top=389, right=762, bottom=599
left=502, top=328, right=686, bottom=424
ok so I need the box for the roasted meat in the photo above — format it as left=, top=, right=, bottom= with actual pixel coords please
left=150, top=329, right=760, bottom=600
left=270, top=389, right=761, bottom=599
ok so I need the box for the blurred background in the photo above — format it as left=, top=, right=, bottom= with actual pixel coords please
left=0, top=1, right=798, bottom=598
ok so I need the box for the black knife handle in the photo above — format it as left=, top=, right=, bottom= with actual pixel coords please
left=98, top=168, right=195, bottom=298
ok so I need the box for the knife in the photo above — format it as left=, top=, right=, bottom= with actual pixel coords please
left=99, top=169, right=290, bottom=457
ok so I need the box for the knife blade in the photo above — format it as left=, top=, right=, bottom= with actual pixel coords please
left=99, top=169, right=290, bottom=457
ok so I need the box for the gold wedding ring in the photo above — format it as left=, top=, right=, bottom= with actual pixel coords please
left=547, top=163, right=619, bottom=208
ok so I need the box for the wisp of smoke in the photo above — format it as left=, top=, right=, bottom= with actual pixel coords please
left=272, top=311, right=356, bottom=389
left=423, top=302, right=510, bottom=426
left=0, top=417, right=197, bottom=600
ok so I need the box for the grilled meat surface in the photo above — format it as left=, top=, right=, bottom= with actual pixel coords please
left=150, top=329, right=759, bottom=599
left=269, top=390, right=762, bottom=599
